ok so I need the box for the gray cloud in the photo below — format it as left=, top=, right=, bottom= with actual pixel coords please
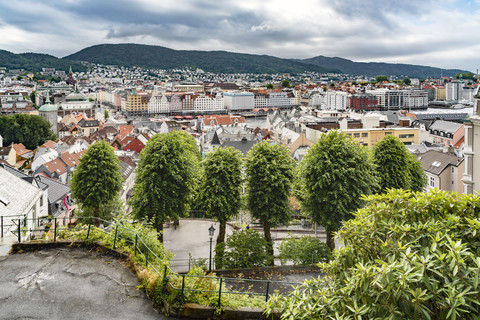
left=0, top=0, right=478, bottom=71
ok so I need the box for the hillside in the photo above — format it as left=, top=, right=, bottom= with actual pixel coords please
left=64, top=43, right=338, bottom=74
left=0, top=50, right=86, bottom=73
left=301, top=55, right=468, bottom=78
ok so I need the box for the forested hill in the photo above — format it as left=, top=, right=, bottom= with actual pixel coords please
left=64, top=43, right=338, bottom=74
left=300, top=55, right=469, bottom=78
left=0, top=50, right=86, bottom=73
left=1, top=43, right=470, bottom=77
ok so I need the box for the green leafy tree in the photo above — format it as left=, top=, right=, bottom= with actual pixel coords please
left=403, top=77, right=411, bottom=85
left=0, top=114, right=56, bottom=150
left=455, top=72, right=476, bottom=80
left=220, top=229, right=273, bottom=269
left=373, top=134, right=426, bottom=192
left=375, top=75, right=388, bottom=82
left=281, top=79, right=290, bottom=87
left=299, top=130, right=377, bottom=250
left=278, top=235, right=332, bottom=266
left=76, top=194, right=124, bottom=222
left=245, top=141, right=294, bottom=262
left=70, top=140, right=124, bottom=226
left=29, top=91, right=36, bottom=103
left=267, top=189, right=480, bottom=319
left=129, top=131, right=201, bottom=242
left=266, top=83, right=274, bottom=89
left=407, top=153, right=428, bottom=192
left=197, top=147, right=243, bottom=246
left=104, top=110, right=109, bottom=119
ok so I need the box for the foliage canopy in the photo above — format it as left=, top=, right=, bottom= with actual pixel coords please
left=268, top=189, right=480, bottom=319
left=245, top=141, right=294, bottom=258
left=278, top=235, right=332, bottom=266
left=219, top=229, right=273, bottom=269
left=373, top=134, right=426, bottom=192
left=70, top=140, right=124, bottom=223
left=196, top=147, right=243, bottom=246
left=298, top=130, right=377, bottom=248
left=129, top=131, right=201, bottom=240
left=0, top=114, right=57, bottom=150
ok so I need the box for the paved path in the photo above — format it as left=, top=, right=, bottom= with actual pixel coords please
left=0, top=248, right=173, bottom=320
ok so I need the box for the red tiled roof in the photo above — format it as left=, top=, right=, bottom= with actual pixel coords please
left=116, top=125, right=135, bottom=141
left=41, top=140, right=56, bottom=148
left=12, top=143, right=31, bottom=155
left=43, top=158, right=67, bottom=175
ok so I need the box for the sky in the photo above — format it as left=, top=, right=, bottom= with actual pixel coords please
left=0, top=0, right=479, bottom=72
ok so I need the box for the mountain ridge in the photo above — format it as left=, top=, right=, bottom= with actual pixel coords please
left=299, top=55, right=467, bottom=78
left=64, top=43, right=338, bottom=74
left=0, top=43, right=470, bottom=77
left=0, top=50, right=86, bottom=73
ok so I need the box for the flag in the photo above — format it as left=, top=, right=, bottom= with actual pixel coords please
left=63, top=195, right=69, bottom=215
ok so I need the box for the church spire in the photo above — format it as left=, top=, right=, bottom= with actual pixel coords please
left=45, top=87, right=50, bottom=105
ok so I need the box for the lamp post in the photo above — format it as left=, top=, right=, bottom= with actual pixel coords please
left=208, top=224, right=215, bottom=273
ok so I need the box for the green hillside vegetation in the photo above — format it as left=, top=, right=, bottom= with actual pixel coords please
left=0, top=50, right=86, bottom=73
left=64, top=43, right=338, bottom=74
left=301, top=55, right=469, bottom=78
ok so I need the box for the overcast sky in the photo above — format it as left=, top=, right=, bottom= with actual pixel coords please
left=0, top=0, right=479, bottom=72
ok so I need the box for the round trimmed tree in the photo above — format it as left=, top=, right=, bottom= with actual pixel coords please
left=373, top=134, right=426, bottom=192
left=197, top=147, right=243, bottom=246
left=129, top=131, right=201, bottom=243
left=70, top=140, right=124, bottom=225
left=245, top=141, right=295, bottom=262
left=299, top=130, right=378, bottom=250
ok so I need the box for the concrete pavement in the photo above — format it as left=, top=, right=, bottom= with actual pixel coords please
left=0, top=247, right=172, bottom=320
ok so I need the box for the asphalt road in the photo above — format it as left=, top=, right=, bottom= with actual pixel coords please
left=0, top=248, right=172, bottom=320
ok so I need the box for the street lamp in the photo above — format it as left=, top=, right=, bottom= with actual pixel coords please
left=208, top=224, right=215, bottom=273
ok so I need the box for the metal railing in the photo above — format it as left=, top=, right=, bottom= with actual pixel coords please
left=1, top=215, right=303, bottom=306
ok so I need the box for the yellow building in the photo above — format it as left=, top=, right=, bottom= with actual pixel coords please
left=342, top=127, right=419, bottom=147
left=125, top=92, right=149, bottom=113
left=435, top=86, right=446, bottom=101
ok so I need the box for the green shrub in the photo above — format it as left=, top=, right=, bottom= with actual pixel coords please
left=278, top=235, right=332, bottom=265
left=267, top=189, right=480, bottom=319
left=222, top=229, right=273, bottom=269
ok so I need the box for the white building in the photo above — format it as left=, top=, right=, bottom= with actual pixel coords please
left=403, top=90, right=429, bottom=109
left=309, top=92, right=325, bottom=107
left=463, top=86, right=480, bottom=193
left=0, top=166, right=48, bottom=239
left=254, top=93, right=268, bottom=108
left=194, top=94, right=225, bottom=112
left=446, top=81, right=462, bottom=102
left=324, top=91, right=349, bottom=111
left=224, top=91, right=254, bottom=111
left=268, top=92, right=290, bottom=108
left=148, top=93, right=169, bottom=114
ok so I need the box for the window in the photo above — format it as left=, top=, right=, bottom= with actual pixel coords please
left=385, top=132, right=392, bottom=135
left=40, top=195, right=43, bottom=207
left=362, top=133, right=368, bottom=137
left=354, top=133, right=360, bottom=138
left=429, top=176, right=435, bottom=187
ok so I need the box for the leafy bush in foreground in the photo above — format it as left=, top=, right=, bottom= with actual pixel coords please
left=278, top=235, right=332, bottom=266
left=267, top=189, right=480, bottom=319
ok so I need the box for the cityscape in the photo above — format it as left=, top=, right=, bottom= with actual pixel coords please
left=1, top=0, right=480, bottom=319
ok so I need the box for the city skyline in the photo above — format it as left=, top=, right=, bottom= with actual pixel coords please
left=0, top=0, right=479, bottom=72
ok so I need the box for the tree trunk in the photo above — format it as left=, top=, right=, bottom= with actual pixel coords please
left=263, top=221, right=274, bottom=266
left=93, top=207, right=100, bottom=227
left=326, top=229, right=335, bottom=251
left=216, top=220, right=226, bottom=245
left=157, top=222, right=164, bottom=243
